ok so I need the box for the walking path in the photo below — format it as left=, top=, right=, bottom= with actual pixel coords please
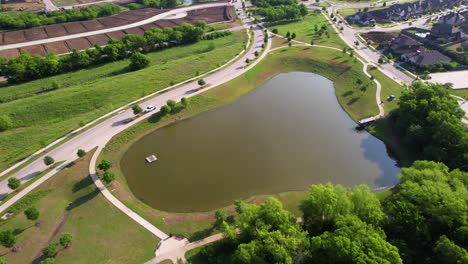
left=43, top=0, right=59, bottom=11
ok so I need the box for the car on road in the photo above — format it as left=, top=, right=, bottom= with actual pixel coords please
left=144, top=105, right=156, bottom=113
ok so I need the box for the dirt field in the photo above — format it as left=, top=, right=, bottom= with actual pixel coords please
left=0, top=0, right=44, bottom=12
left=0, top=6, right=233, bottom=58
left=361, top=31, right=399, bottom=45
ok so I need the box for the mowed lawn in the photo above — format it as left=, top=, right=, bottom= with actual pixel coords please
left=0, top=32, right=246, bottom=171
left=0, top=150, right=158, bottom=264
left=368, top=66, right=404, bottom=113
left=99, top=45, right=388, bottom=241
left=268, top=12, right=346, bottom=49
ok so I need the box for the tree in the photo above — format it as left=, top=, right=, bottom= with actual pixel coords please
left=132, top=104, right=143, bottom=115
left=44, top=156, right=54, bottom=166
left=0, top=115, right=13, bottom=132
left=198, top=79, right=206, bottom=86
left=309, top=215, right=402, bottom=263
left=272, top=28, right=278, bottom=34
left=160, top=105, right=171, bottom=115
left=245, top=58, right=250, bottom=63
left=166, top=100, right=176, bottom=109
left=286, top=31, right=291, bottom=38
left=229, top=198, right=309, bottom=264
left=383, top=161, right=468, bottom=262
left=254, top=51, right=259, bottom=57
left=59, top=233, right=73, bottom=248
left=195, top=20, right=207, bottom=29
left=0, top=230, right=16, bottom=248
left=97, top=160, right=111, bottom=171
left=180, top=97, right=188, bottom=107
left=214, top=209, right=227, bottom=228
left=102, top=171, right=115, bottom=184
left=77, top=149, right=86, bottom=158
left=0, top=257, right=6, bottom=264
left=24, top=207, right=40, bottom=221
left=7, top=178, right=21, bottom=190
left=291, top=32, right=296, bottom=39
left=129, top=52, right=150, bottom=71
left=39, top=258, right=55, bottom=264
left=42, top=243, right=58, bottom=258
left=434, top=236, right=468, bottom=263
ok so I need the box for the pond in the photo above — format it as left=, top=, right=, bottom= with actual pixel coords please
left=120, top=72, right=400, bottom=212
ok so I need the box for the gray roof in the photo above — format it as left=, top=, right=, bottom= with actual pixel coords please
left=408, top=50, right=451, bottom=65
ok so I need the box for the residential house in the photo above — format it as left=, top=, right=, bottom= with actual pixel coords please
left=388, top=35, right=423, bottom=54
left=429, top=23, right=463, bottom=42
left=402, top=49, right=451, bottom=66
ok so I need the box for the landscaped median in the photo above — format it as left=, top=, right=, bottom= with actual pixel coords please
left=97, top=45, right=394, bottom=241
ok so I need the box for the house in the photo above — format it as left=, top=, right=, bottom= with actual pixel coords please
left=438, top=12, right=466, bottom=26
left=430, top=23, right=463, bottom=42
left=402, top=50, right=451, bottom=66
left=388, top=35, right=423, bottom=54
left=347, top=12, right=376, bottom=26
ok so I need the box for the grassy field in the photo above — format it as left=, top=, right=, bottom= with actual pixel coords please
left=97, top=45, right=398, bottom=240
left=0, top=150, right=158, bottom=264
left=451, top=89, right=468, bottom=99
left=368, top=65, right=404, bottom=113
left=0, top=32, right=246, bottom=172
left=268, top=12, right=346, bottom=49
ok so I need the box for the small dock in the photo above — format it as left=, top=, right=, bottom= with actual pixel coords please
left=145, top=155, right=158, bottom=163
left=358, top=116, right=377, bottom=127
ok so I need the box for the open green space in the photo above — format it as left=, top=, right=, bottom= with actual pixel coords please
left=0, top=150, right=158, bottom=264
left=99, top=45, right=404, bottom=240
left=0, top=31, right=246, bottom=172
left=268, top=12, right=346, bottom=49
left=368, top=65, right=403, bottom=113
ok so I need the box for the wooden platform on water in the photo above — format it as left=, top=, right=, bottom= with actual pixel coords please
left=145, top=155, right=158, bottom=163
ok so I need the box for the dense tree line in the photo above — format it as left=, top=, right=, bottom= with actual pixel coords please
left=190, top=160, right=468, bottom=264
left=0, top=21, right=228, bottom=83
left=392, top=82, right=468, bottom=170
left=0, top=4, right=121, bottom=30
left=251, top=0, right=297, bottom=8
left=136, top=0, right=181, bottom=8
left=257, top=4, right=308, bottom=22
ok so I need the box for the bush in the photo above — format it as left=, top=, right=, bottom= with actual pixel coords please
left=24, top=207, right=40, bottom=221
left=132, top=104, right=143, bottom=115
left=44, top=156, right=55, bottom=166
left=7, top=178, right=21, bottom=190
left=198, top=79, right=206, bottom=86
left=129, top=52, right=150, bottom=71
left=77, top=149, right=86, bottom=158
left=59, top=233, right=73, bottom=248
left=97, top=160, right=111, bottom=171
left=42, top=243, right=58, bottom=258
left=160, top=105, right=171, bottom=115
left=0, top=115, right=13, bottom=132
left=39, top=258, right=55, bottom=264
left=0, top=230, right=16, bottom=248
left=102, top=171, right=115, bottom=184
left=254, top=51, right=259, bottom=57
left=272, top=28, right=278, bottom=34
left=181, top=97, right=188, bottom=107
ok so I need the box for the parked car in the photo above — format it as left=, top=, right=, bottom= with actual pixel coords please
left=144, top=105, right=156, bottom=113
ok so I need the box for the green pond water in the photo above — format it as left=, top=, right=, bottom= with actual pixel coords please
left=121, top=72, right=400, bottom=212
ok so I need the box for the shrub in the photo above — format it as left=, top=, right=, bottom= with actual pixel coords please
left=77, top=149, right=86, bottom=158
left=42, top=243, right=58, bottom=258
left=0, top=230, right=16, bottom=248
left=160, top=105, right=171, bottom=115
left=129, top=52, right=150, bottom=71
left=167, top=100, right=176, bottom=109
left=97, top=160, right=111, bottom=171
left=7, top=178, right=21, bottom=190
left=181, top=97, right=188, bottom=107
left=102, top=171, right=115, bottom=184
left=132, top=104, right=143, bottom=115
left=59, top=233, right=73, bottom=248
left=44, top=156, right=55, bottom=166
left=0, top=115, right=13, bottom=132
left=24, top=207, right=40, bottom=221
left=198, top=79, right=206, bottom=86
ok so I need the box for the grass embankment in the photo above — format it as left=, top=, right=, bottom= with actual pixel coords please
left=0, top=150, right=158, bottom=264
left=268, top=12, right=346, bottom=49
left=0, top=31, right=246, bottom=172
left=367, top=65, right=403, bottom=113
left=99, top=45, right=393, bottom=240
left=451, top=89, right=468, bottom=99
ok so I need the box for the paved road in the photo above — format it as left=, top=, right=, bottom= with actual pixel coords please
left=0, top=0, right=266, bottom=214
left=0, top=2, right=229, bottom=51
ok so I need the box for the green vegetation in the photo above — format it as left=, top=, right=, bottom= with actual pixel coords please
left=76, top=149, right=86, bottom=158
left=0, top=150, right=157, bottom=263
left=43, top=156, right=55, bottom=166
left=258, top=4, right=308, bottom=22
left=187, top=161, right=468, bottom=263
left=0, top=31, right=245, bottom=172
left=2, top=22, right=207, bottom=83
left=0, top=3, right=122, bottom=30
left=368, top=66, right=403, bottom=112
left=269, top=12, right=346, bottom=49
left=392, top=82, right=467, bottom=169
left=7, top=178, right=21, bottom=190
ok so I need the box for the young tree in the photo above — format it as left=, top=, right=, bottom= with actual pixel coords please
left=39, top=258, right=55, bottom=264
left=24, top=207, right=40, bottom=222
left=286, top=31, right=291, bottom=38
left=180, top=97, right=188, bottom=107
left=7, top=178, right=21, bottom=190
left=166, top=100, right=176, bottom=109
left=214, top=209, right=227, bottom=228
left=102, top=171, right=115, bottom=184
left=77, top=149, right=86, bottom=158
left=59, top=233, right=73, bottom=248
left=0, top=115, right=13, bottom=132
left=291, top=32, right=296, bottom=39
left=254, top=51, right=259, bottom=57
left=129, top=52, right=150, bottom=71
left=132, top=104, right=143, bottom=115
left=198, top=79, right=206, bottom=86
left=160, top=105, right=171, bottom=115
left=42, top=243, right=58, bottom=258
left=0, top=230, right=16, bottom=249
left=272, top=28, right=278, bottom=34
left=44, top=156, right=54, bottom=166
left=97, top=160, right=111, bottom=171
